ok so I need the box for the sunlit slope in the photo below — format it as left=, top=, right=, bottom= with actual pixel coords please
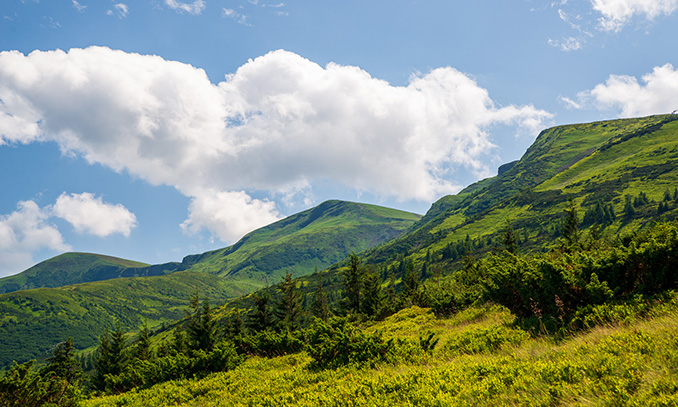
left=183, top=200, right=420, bottom=287
left=0, top=252, right=188, bottom=294
left=83, top=300, right=678, bottom=407
left=361, top=114, right=678, bottom=265
left=0, top=270, right=246, bottom=370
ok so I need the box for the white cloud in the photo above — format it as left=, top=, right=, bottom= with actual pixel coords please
left=72, top=0, right=86, bottom=12
left=222, top=8, right=249, bottom=25
left=52, top=192, right=137, bottom=238
left=548, top=36, right=583, bottom=51
left=575, top=63, right=678, bottom=116
left=591, top=0, right=678, bottom=31
left=0, top=47, right=552, bottom=243
left=181, top=190, right=280, bottom=242
left=0, top=201, right=70, bottom=277
left=165, top=0, right=206, bottom=15
left=113, top=3, right=129, bottom=18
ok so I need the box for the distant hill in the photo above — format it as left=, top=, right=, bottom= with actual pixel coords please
left=222, top=114, right=678, bottom=312
left=182, top=200, right=421, bottom=289
left=0, top=253, right=156, bottom=294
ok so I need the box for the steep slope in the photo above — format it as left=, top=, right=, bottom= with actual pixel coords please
left=0, top=253, right=173, bottom=294
left=359, top=114, right=678, bottom=267
left=182, top=200, right=420, bottom=290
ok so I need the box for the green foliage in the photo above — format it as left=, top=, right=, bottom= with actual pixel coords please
left=306, top=318, right=393, bottom=369
left=0, top=252, right=151, bottom=295
left=0, top=338, right=84, bottom=407
left=478, top=221, right=678, bottom=329
left=186, top=292, right=218, bottom=352
left=273, top=271, right=304, bottom=330
left=342, top=253, right=364, bottom=313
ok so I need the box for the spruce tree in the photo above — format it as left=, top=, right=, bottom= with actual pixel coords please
left=310, top=282, right=330, bottom=321
left=247, top=292, right=273, bottom=332
left=561, top=198, right=580, bottom=250
left=133, top=322, right=152, bottom=361
left=186, top=292, right=218, bottom=352
left=274, top=271, right=303, bottom=330
left=93, top=323, right=127, bottom=390
left=501, top=219, right=518, bottom=254
left=342, top=253, right=364, bottom=313
left=361, top=268, right=382, bottom=317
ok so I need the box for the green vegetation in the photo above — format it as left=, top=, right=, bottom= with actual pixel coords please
left=183, top=200, right=420, bottom=288
left=0, top=253, right=153, bottom=294
left=0, top=271, right=245, bottom=370
left=3, top=114, right=678, bottom=405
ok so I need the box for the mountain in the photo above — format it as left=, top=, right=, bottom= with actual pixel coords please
left=220, top=114, right=678, bottom=311
left=182, top=200, right=421, bottom=289
left=0, top=253, right=175, bottom=294
left=360, top=113, right=678, bottom=268
left=0, top=200, right=420, bottom=369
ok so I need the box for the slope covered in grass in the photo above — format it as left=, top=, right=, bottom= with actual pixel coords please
left=0, top=253, right=154, bottom=294
left=183, top=200, right=420, bottom=288
left=82, top=297, right=678, bottom=406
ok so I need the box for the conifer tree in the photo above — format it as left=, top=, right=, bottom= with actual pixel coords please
left=561, top=198, right=580, bottom=250
left=274, top=271, right=303, bottom=330
left=93, top=323, right=127, bottom=390
left=133, top=322, right=152, bottom=361
left=501, top=219, right=518, bottom=254
left=342, top=253, right=364, bottom=313
left=247, top=292, right=273, bottom=332
left=310, top=282, right=330, bottom=321
left=401, top=261, right=419, bottom=306
left=186, top=292, right=218, bottom=352
left=361, top=268, right=382, bottom=317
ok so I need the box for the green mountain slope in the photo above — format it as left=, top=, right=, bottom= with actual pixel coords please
left=0, top=253, right=164, bottom=294
left=182, top=200, right=420, bottom=289
left=360, top=114, right=678, bottom=268
left=0, top=270, right=246, bottom=370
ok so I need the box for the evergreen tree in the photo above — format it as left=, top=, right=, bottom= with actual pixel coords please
left=132, top=322, right=152, bottom=361
left=342, top=253, right=364, bottom=313
left=624, top=195, right=636, bottom=218
left=92, top=323, right=127, bottom=391
left=225, top=312, right=244, bottom=340
left=247, top=292, right=273, bottom=332
left=378, top=270, right=398, bottom=319
left=274, top=271, right=303, bottom=330
left=39, top=337, right=84, bottom=406
left=501, top=219, right=518, bottom=254
left=310, top=282, right=330, bottom=321
left=361, top=268, right=382, bottom=317
left=186, top=292, right=218, bottom=352
left=401, top=261, right=419, bottom=306
left=560, top=198, right=580, bottom=250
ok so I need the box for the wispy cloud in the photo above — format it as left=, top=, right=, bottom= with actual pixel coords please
left=72, top=0, right=86, bottom=12
left=591, top=0, right=678, bottom=31
left=107, top=3, right=129, bottom=18
left=222, top=8, right=250, bottom=25
left=548, top=36, right=583, bottom=51
left=165, top=0, right=206, bottom=15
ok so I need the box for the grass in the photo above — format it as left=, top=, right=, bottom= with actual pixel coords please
left=82, top=294, right=678, bottom=407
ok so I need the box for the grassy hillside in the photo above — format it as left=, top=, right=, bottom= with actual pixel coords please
left=182, top=200, right=420, bottom=288
left=358, top=114, right=678, bottom=269
left=0, top=253, right=154, bottom=294
left=0, top=271, right=246, bottom=370
left=82, top=298, right=678, bottom=406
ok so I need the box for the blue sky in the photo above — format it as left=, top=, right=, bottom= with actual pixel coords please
left=1, top=0, right=678, bottom=276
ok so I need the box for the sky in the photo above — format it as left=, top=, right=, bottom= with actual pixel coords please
left=1, top=0, right=678, bottom=277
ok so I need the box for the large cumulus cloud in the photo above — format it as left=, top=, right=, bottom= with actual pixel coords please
left=0, top=47, right=551, bottom=243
